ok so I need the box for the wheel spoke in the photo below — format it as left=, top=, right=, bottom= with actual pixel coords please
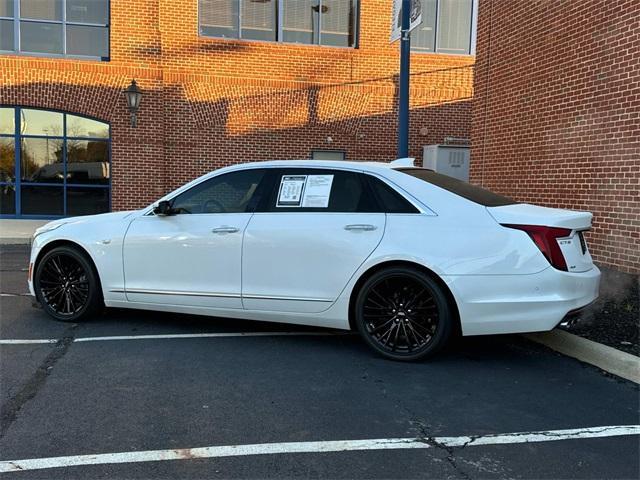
left=369, top=317, right=395, bottom=333
left=379, top=323, right=396, bottom=346
left=407, top=321, right=428, bottom=344
left=360, top=273, right=440, bottom=356
left=409, top=318, right=434, bottom=335
left=370, top=288, right=394, bottom=309
left=68, top=288, right=86, bottom=306
left=63, top=291, right=72, bottom=314
left=401, top=322, right=418, bottom=352
left=51, top=257, right=65, bottom=277
left=38, top=253, right=91, bottom=317
left=392, top=322, right=401, bottom=351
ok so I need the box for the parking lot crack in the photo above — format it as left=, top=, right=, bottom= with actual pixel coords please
left=0, top=324, right=78, bottom=438
left=408, top=419, right=473, bottom=480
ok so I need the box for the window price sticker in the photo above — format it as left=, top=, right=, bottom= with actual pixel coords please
left=277, top=175, right=307, bottom=207
left=276, top=174, right=334, bottom=208
left=301, top=175, right=334, bottom=208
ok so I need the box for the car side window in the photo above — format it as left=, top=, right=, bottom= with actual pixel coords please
left=171, top=169, right=266, bottom=214
left=262, top=169, right=379, bottom=213
left=366, top=175, right=419, bottom=214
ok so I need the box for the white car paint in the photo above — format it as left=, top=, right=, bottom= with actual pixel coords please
left=28, top=160, right=600, bottom=335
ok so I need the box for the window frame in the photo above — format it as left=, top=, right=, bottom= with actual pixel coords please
left=364, top=174, right=420, bottom=214
left=198, top=0, right=360, bottom=49
left=0, top=105, right=111, bottom=219
left=256, top=167, right=388, bottom=214
left=410, top=0, right=478, bottom=56
left=0, top=0, right=110, bottom=61
left=168, top=168, right=269, bottom=216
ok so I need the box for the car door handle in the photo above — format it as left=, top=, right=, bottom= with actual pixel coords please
left=344, top=224, right=377, bottom=232
left=212, top=226, right=240, bottom=234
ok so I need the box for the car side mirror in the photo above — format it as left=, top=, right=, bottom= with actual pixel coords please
left=153, top=200, right=174, bottom=216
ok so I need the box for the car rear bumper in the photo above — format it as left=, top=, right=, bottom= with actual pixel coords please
left=445, top=266, right=601, bottom=336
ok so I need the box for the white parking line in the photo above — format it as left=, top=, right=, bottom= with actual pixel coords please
left=0, top=425, right=637, bottom=473
left=0, top=331, right=344, bottom=345
left=0, top=339, right=58, bottom=345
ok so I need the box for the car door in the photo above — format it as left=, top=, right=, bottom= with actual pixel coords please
left=242, top=168, right=385, bottom=313
left=123, top=168, right=267, bottom=309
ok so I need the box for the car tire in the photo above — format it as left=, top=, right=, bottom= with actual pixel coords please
left=354, top=267, right=453, bottom=361
left=34, top=245, right=103, bottom=322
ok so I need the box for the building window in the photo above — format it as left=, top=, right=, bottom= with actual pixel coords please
left=411, top=0, right=476, bottom=55
left=0, top=0, right=110, bottom=59
left=0, top=107, right=110, bottom=218
left=311, top=150, right=345, bottom=160
left=199, top=0, right=359, bottom=48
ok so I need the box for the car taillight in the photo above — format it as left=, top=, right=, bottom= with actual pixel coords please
left=502, top=224, right=572, bottom=271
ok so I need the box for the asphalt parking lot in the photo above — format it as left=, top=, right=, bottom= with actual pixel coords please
left=1, top=245, right=639, bottom=479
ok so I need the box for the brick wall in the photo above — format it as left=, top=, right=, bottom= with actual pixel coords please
left=471, top=0, right=639, bottom=274
left=0, top=0, right=474, bottom=212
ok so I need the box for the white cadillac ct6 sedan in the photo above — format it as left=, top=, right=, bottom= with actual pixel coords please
left=28, top=160, right=600, bottom=361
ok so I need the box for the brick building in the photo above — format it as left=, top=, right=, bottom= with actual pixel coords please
left=0, top=0, right=476, bottom=219
left=471, top=0, right=639, bottom=274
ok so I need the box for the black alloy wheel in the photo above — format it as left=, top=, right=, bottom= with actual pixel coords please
left=34, top=246, right=103, bottom=322
left=355, top=267, right=452, bottom=361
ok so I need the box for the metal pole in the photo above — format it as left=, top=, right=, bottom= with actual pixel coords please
left=397, top=0, right=411, bottom=158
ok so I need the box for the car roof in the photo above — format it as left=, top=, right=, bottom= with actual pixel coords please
left=227, top=159, right=407, bottom=174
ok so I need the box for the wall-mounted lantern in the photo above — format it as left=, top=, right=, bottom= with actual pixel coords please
left=124, top=79, right=143, bottom=127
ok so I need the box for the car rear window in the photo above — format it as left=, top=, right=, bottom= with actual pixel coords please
left=397, top=168, right=517, bottom=207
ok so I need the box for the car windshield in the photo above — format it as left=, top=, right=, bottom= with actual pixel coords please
left=397, top=168, right=517, bottom=207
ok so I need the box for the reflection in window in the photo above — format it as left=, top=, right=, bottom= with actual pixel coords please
left=0, top=107, right=110, bottom=217
left=66, top=114, right=109, bottom=138
left=0, top=0, right=109, bottom=58
left=21, top=137, right=64, bottom=182
left=66, top=140, right=109, bottom=184
left=411, top=0, right=475, bottom=55
left=199, top=0, right=358, bottom=47
left=0, top=107, right=14, bottom=134
left=20, top=109, right=63, bottom=136
left=0, top=138, right=15, bottom=182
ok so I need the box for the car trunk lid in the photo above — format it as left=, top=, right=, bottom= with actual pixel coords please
left=487, top=204, right=594, bottom=273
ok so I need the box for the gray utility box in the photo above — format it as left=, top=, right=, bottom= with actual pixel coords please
left=422, top=145, right=470, bottom=182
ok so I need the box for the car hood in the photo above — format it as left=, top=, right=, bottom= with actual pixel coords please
left=34, top=211, right=137, bottom=236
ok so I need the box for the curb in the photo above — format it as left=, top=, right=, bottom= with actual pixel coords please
left=0, top=238, right=31, bottom=245
left=525, top=330, right=640, bottom=384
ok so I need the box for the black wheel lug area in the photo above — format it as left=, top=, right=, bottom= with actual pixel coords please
left=362, top=275, right=439, bottom=354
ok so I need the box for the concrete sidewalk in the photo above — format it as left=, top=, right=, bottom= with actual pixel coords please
left=0, top=220, right=48, bottom=244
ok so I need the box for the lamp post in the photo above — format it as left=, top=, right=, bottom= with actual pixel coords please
left=124, top=79, right=143, bottom=127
